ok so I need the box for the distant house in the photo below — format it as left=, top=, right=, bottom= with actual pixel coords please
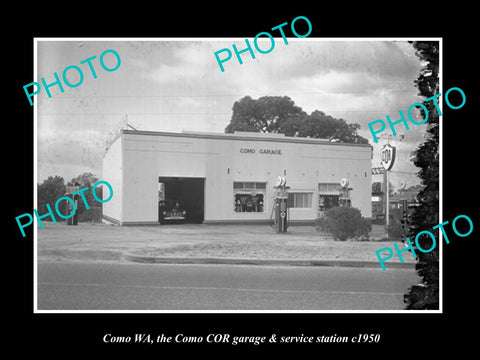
left=371, top=181, right=384, bottom=220
left=389, top=187, right=421, bottom=209
left=372, top=184, right=421, bottom=223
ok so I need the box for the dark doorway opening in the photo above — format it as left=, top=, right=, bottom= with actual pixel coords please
left=158, top=177, right=205, bottom=224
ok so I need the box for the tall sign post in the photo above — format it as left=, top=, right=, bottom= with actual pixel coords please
left=380, top=144, right=396, bottom=227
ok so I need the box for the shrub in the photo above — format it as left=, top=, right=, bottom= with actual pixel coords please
left=315, top=206, right=371, bottom=241
left=386, top=222, right=403, bottom=240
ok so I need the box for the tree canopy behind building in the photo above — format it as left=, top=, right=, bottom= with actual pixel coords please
left=37, top=172, right=101, bottom=222
left=225, top=95, right=369, bottom=144
left=37, top=176, right=66, bottom=216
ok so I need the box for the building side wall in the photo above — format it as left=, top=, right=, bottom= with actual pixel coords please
left=122, top=134, right=209, bottom=223
left=102, top=137, right=123, bottom=223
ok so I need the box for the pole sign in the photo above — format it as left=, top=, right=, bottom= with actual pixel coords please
left=381, top=144, right=396, bottom=171
left=275, top=176, right=287, bottom=188
left=371, top=167, right=385, bottom=175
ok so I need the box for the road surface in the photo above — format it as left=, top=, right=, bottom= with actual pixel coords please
left=37, top=261, right=419, bottom=310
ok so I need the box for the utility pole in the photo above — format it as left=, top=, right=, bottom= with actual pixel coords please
left=378, top=134, right=396, bottom=228
left=385, top=164, right=390, bottom=227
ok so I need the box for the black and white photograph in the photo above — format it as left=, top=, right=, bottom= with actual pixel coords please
left=7, top=6, right=478, bottom=355
left=32, top=38, right=439, bottom=312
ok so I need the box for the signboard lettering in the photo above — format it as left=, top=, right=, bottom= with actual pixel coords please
left=240, top=148, right=282, bottom=155
left=380, top=144, right=396, bottom=171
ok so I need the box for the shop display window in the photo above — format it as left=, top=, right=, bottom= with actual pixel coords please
left=234, top=182, right=266, bottom=213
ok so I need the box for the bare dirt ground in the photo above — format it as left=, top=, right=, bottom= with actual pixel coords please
left=37, top=222, right=414, bottom=264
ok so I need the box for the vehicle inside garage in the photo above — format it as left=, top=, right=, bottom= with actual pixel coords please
left=158, top=177, right=205, bottom=224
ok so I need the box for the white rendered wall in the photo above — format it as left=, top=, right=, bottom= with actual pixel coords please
left=102, top=136, right=123, bottom=223
left=115, top=131, right=372, bottom=224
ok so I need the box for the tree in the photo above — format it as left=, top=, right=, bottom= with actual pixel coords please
left=299, top=110, right=368, bottom=143
left=332, top=122, right=369, bottom=144
left=225, top=96, right=369, bottom=144
left=401, top=184, right=423, bottom=194
left=404, top=41, right=440, bottom=310
left=225, top=96, right=305, bottom=133
left=37, top=176, right=66, bottom=220
left=67, top=172, right=101, bottom=222
left=67, top=172, right=98, bottom=188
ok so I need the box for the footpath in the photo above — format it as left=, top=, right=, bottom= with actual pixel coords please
left=37, top=222, right=416, bottom=269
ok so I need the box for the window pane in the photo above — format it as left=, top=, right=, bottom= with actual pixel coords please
left=255, top=182, right=266, bottom=189
left=244, top=182, right=255, bottom=189
left=297, top=193, right=312, bottom=208
left=233, top=182, right=243, bottom=189
left=288, top=193, right=312, bottom=208
left=296, top=194, right=304, bottom=208
left=305, top=193, right=312, bottom=207
left=287, top=193, right=294, bottom=207
left=318, top=183, right=341, bottom=191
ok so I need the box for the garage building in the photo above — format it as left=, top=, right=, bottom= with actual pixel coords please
left=102, top=129, right=372, bottom=225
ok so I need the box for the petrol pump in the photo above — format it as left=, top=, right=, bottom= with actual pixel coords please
left=273, top=176, right=289, bottom=233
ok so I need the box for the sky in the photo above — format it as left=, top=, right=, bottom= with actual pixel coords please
left=35, top=38, right=435, bottom=190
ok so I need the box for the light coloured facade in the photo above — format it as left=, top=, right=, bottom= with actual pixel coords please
left=102, top=130, right=372, bottom=225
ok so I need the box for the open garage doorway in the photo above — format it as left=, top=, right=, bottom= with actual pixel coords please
left=158, top=177, right=205, bottom=224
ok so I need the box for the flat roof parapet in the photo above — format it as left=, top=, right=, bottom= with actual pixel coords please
left=119, top=129, right=371, bottom=148
left=233, top=131, right=286, bottom=138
